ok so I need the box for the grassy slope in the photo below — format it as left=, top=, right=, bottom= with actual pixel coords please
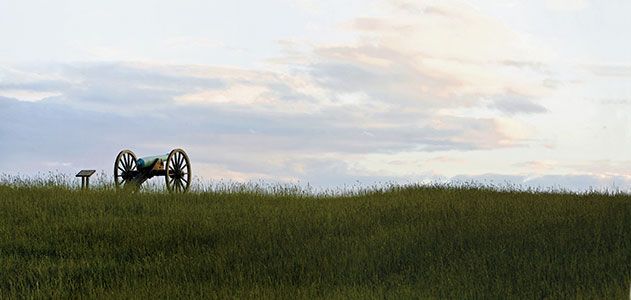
left=0, top=185, right=629, bottom=298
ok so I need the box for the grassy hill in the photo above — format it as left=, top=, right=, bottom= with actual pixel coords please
left=0, top=183, right=629, bottom=298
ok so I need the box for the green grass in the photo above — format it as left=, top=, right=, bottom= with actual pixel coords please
left=0, top=183, right=629, bottom=298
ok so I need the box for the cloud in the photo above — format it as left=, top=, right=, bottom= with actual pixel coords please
left=451, top=173, right=631, bottom=192
left=0, top=0, right=561, bottom=187
left=0, top=61, right=515, bottom=184
left=489, top=94, right=547, bottom=115
left=545, top=0, right=588, bottom=11
left=0, top=90, right=61, bottom=102
left=0, top=65, right=72, bottom=101
left=301, top=0, right=554, bottom=111
left=513, top=160, right=558, bottom=172
left=585, top=64, right=631, bottom=78
left=164, top=36, right=227, bottom=50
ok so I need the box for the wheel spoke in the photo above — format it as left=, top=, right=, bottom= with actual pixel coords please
left=170, top=157, right=176, bottom=171
left=177, top=153, right=184, bottom=168
left=115, top=151, right=138, bottom=190
left=159, top=150, right=191, bottom=193
left=176, top=154, right=182, bottom=169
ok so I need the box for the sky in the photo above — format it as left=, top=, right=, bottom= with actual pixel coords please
left=1, top=0, right=631, bottom=191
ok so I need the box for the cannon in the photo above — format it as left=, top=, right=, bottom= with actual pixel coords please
left=114, top=148, right=191, bottom=192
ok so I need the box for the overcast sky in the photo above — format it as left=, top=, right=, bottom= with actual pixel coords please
left=1, top=0, right=630, bottom=190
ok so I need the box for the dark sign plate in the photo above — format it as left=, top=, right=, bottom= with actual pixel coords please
left=76, top=170, right=96, bottom=177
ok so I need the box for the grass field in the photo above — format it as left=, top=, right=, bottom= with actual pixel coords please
left=0, top=182, right=629, bottom=298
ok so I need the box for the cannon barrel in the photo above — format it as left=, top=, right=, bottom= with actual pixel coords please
left=137, top=154, right=168, bottom=169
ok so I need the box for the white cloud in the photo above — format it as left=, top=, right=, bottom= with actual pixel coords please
left=175, top=84, right=271, bottom=106
left=304, top=0, right=554, bottom=110
left=545, top=0, right=588, bottom=11
left=164, top=36, right=226, bottom=50
left=0, top=0, right=552, bottom=184
left=3, top=0, right=627, bottom=191
left=0, top=90, right=61, bottom=102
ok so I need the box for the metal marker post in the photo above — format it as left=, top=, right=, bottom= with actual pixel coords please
left=76, top=170, right=96, bottom=190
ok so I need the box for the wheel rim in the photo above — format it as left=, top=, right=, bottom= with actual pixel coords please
left=165, top=148, right=191, bottom=193
left=114, top=150, right=137, bottom=189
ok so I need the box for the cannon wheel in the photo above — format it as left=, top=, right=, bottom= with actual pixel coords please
left=165, top=148, right=191, bottom=193
left=114, top=149, right=138, bottom=189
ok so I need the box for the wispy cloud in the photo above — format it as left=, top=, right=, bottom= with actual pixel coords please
left=585, top=64, right=631, bottom=78
left=545, top=0, right=589, bottom=11
left=0, top=57, right=522, bottom=182
left=489, top=94, right=547, bottom=115
left=2, top=0, right=623, bottom=190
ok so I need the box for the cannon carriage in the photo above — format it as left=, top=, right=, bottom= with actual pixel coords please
left=114, top=148, right=191, bottom=192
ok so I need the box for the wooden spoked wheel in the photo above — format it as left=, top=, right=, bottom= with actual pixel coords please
left=165, top=148, right=191, bottom=193
left=114, top=149, right=138, bottom=189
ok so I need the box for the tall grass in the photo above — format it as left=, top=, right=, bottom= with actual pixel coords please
left=0, top=178, right=629, bottom=298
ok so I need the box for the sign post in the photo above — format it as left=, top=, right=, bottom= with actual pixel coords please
left=76, top=170, right=96, bottom=190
